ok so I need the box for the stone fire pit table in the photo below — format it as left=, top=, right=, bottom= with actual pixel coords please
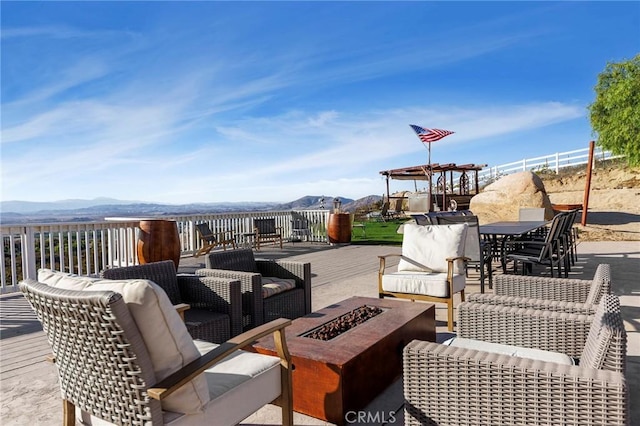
left=250, top=296, right=435, bottom=425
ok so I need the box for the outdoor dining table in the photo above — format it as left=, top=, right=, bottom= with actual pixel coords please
left=479, top=221, right=549, bottom=272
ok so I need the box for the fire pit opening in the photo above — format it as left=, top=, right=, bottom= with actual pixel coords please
left=301, top=305, right=384, bottom=341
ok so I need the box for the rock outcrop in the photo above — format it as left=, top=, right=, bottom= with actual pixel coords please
left=470, top=171, right=555, bottom=224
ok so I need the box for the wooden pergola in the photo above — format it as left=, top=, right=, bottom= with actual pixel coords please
left=379, top=163, right=487, bottom=212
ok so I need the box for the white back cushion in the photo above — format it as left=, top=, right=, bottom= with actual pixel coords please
left=37, top=269, right=210, bottom=414
left=398, top=223, right=468, bottom=274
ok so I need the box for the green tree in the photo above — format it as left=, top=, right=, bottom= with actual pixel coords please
left=588, top=54, right=640, bottom=166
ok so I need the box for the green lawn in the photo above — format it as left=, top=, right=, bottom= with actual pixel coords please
left=350, top=218, right=410, bottom=246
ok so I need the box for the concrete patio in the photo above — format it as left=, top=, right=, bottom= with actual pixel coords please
left=1, top=240, right=638, bottom=425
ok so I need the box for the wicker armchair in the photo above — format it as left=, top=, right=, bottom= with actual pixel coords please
left=197, top=249, right=312, bottom=330
left=404, top=294, right=628, bottom=425
left=467, top=263, right=611, bottom=315
left=20, top=279, right=293, bottom=426
left=101, top=260, right=243, bottom=341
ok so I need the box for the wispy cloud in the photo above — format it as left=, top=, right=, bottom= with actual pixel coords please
left=2, top=1, right=632, bottom=204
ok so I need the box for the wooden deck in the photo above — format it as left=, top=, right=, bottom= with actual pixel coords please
left=1, top=241, right=638, bottom=425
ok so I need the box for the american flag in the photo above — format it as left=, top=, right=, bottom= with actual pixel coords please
left=409, top=125, right=455, bottom=143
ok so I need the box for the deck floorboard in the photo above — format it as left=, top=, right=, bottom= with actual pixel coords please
left=1, top=241, right=638, bottom=425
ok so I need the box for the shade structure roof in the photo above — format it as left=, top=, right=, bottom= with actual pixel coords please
left=379, top=163, right=487, bottom=181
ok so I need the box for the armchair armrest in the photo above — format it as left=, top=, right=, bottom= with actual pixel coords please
left=177, top=275, right=244, bottom=337
left=148, top=318, right=292, bottom=401
left=256, top=259, right=308, bottom=284
left=445, top=256, right=470, bottom=263
left=457, top=302, right=593, bottom=358
left=174, top=303, right=190, bottom=321
left=493, top=274, right=593, bottom=302
left=195, top=268, right=262, bottom=294
left=466, top=293, right=597, bottom=315
left=256, top=259, right=312, bottom=315
left=196, top=268, right=265, bottom=329
left=378, top=253, right=402, bottom=275
left=403, top=340, right=628, bottom=426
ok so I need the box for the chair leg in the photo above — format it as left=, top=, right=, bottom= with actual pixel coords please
left=63, top=399, right=75, bottom=426
left=447, top=298, right=454, bottom=332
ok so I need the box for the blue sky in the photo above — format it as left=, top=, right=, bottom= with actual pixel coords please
left=2, top=1, right=639, bottom=204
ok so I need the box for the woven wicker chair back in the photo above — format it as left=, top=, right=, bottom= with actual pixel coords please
left=205, top=248, right=258, bottom=273
left=19, top=280, right=163, bottom=425
left=102, top=260, right=181, bottom=305
left=585, top=263, right=612, bottom=305
left=581, top=294, right=627, bottom=373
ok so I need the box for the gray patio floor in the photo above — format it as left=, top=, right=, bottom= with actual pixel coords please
left=1, top=241, right=638, bottom=425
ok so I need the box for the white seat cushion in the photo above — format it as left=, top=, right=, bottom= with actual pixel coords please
left=261, top=277, right=296, bottom=298
left=443, top=337, right=574, bottom=365
left=398, top=223, right=468, bottom=274
left=37, top=269, right=210, bottom=415
left=164, top=340, right=282, bottom=426
left=381, top=271, right=465, bottom=298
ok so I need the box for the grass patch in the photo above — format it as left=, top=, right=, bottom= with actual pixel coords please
left=351, top=218, right=409, bottom=246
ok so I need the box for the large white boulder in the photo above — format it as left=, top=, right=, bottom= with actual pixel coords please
left=470, top=171, right=555, bottom=224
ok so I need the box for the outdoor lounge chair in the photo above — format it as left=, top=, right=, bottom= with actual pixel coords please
left=38, top=262, right=243, bottom=343
left=198, top=249, right=312, bottom=330
left=468, top=263, right=611, bottom=315
left=378, top=222, right=469, bottom=331
left=254, top=218, right=283, bottom=249
left=194, top=222, right=237, bottom=257
left=20, top=279, right=293, bottom=426
left=100, top=260, right=244, bottom=341
left=368, top=201, right=390, bottom=222
left=404, top=294, right=628, bottom=425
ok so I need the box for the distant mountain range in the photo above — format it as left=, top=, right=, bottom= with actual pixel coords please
left=0, top=195, right=382, bottom=225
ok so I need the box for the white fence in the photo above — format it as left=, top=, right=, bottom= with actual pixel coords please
left=477, top=146, right=621, bottom=185
left=1, top=210, right=330, bottom=294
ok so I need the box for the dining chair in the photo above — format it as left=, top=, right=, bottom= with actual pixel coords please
left=504, top=213, right=567, bottom=277
left=518, top=207, right=546, bottom=221
left=436, top=215, right=493, bottom=293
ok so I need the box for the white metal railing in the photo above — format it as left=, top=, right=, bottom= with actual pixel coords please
left=477, top=147, right=621, bottom=184
left=1, top=210, right=330, bottom=294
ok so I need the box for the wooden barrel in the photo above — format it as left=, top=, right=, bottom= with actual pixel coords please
left=327, top=213, right=352, bottom=244
left=137, top=219, right=181, bottom=268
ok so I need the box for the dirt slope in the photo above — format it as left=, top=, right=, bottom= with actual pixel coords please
left=539, top=161, right=640, bottom=241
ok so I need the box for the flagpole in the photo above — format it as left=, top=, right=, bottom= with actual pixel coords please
left=428, top=141, right=432, bottom=212
left=409, top=125, right=454, bottom=213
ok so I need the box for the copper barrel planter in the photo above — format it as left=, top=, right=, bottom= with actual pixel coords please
left=327, top=213, right=352, bottom=244
left=137, top=219, right=181, bottom=268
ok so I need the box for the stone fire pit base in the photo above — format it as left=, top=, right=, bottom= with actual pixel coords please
left=250, top=297, right=435, bottom=425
